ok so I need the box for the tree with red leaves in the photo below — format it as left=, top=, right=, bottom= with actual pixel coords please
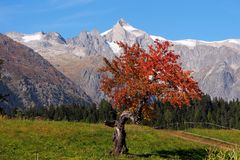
left=99, top=40, right=202, bottom=155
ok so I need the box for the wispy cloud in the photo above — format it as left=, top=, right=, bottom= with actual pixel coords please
left=0, top=0, right=95, bottom=24
left=56, top=9, right=114, bottom=22
left=49, top=0, right=93, bottom=9
left=38, top=8, right=114, bottom=32
left=0, top=0, right=94, bottom=15
left=36, top=21, right=92, bottom=30
left=35, top=0, right=94, bottom=13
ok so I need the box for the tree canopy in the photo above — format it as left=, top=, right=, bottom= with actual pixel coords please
left=99, top=40, right=202, bottom=119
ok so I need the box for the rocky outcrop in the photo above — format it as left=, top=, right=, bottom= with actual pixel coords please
left=174, top=45, right=240, bottom=100
left=67, top=30, right=114, bottom=58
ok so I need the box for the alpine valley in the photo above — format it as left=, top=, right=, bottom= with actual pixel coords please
left=2, top=19, right=240, bottom=109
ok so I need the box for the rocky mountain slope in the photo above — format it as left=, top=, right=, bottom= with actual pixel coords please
left=6, top=30, right=114, bottom=103
left=0, top=34, right=92, bottom=110
left=5, top=19, right=240, bottom=102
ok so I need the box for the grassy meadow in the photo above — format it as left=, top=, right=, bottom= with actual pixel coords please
left=0, top=117, right=239, bottom=160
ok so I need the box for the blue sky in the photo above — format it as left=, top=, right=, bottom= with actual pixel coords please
left=0, top=0, right=240, bottom=41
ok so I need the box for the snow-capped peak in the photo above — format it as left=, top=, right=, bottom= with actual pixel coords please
left=117, top=18, right=140, bottom=33
left=100, top=19, right=240, bottom=50
left=172, top=39, right=198, bottom=48
left=150, top=35, right=166, bottom=41
left=107, top=42, right=121, bottom=56
left=100, top=29, right=112, bottom=36
left=118, top=18, right=129, bottom=26
left=100, top=19, right=145, bottom=37
left=22, top=32, right=44, bottom=42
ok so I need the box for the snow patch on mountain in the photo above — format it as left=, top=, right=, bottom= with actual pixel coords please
left=150, top=35, right=166, bottom=41
left=22, top=32, right=43, bottom=42
left=107, top=42, right=121, bottom=56
left=226, top=39, right=240, bottom=45
left=122, top=24, right=137, bottom=32
left=172, top=39, right=197, bottom=48
left=171, top=39, right=240, bottom=48
left=122, top=24, right=144, bottom=37
left=100, top=29, right=112, bottom=36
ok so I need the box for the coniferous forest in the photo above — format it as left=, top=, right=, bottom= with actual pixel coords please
left=0, top=95, right=239, bottom=129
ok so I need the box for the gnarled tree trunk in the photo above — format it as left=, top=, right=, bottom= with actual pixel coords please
left=105, top=102, right=144, bottom=155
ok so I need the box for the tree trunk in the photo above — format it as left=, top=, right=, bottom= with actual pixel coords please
left=104, top=102, right=144, bottom=155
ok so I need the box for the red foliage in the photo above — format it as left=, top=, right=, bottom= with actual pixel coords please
left=99, top=40, right=202, bottom=118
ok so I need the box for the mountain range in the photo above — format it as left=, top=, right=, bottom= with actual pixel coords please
left=2, top=19, right=240, bottom=109
left=0, top=34, right=92, bottom=110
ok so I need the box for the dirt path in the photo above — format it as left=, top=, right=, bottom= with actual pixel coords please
left=167, top=131, right=239, bottom=150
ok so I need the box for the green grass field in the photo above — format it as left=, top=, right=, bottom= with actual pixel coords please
left=0, top=117, right=239, bottom=160
left=186, top=128, right=240, bottom=144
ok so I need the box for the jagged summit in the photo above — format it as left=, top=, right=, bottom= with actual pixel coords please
left=101, top=18, right=154, bottom=51
left=118, top=18, right=128, bottom=26
left=100, top=18, right=138, bottom=36
left=101, top=19, right=166, bottom=42
left=116, top=18, right=138, bottom=28
left=67, top=29, right=114, bottom=58
left=44, top=32, right=66, bottom=44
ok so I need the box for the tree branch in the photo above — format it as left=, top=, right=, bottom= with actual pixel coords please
left=134, top=100, right=145, bottom=124
left=104, top=100, right=145, bottom=129
left=103, top=57, right=119, bottom=74
left=104, top=120, right=116, bottom=128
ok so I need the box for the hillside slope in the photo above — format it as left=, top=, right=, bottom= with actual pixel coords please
left=0, top=34, right=92, bottom=110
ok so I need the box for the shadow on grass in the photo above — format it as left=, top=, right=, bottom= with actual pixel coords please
left=127, top=148, right=208, bottom=160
